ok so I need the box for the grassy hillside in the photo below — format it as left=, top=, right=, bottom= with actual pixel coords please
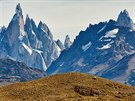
left=0, top=72, right=135, bottom=101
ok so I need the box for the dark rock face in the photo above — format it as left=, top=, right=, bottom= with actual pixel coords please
left=0, top=58, right=46, bottom=85
left=47, top=10, right=135, bottom=86
left=56, top=39, right=65, bottom=51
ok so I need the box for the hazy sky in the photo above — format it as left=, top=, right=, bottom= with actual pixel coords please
left=0, top=0, right=135, bottom=42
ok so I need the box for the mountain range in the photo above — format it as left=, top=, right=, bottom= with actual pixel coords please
left=1, top=3, right=135, bottom=87
left=0, top=3, right=72, bottom=72
left=46, top=9, right=135, bottom=86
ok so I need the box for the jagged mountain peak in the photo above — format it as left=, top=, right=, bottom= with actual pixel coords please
left=65, top=35, right=70, bottom=39
left=64, top=35, right=72, bottom=49
left=25, top=14, right=31, bottom=26
left=15, top=3, right=22, bottom=16
left=25, top=14, right=33, bottom=32
left=56, top=39, right=63, bottom=44
left=56, top=39, right=65, bottom=50
left=26, top=14, right=30, bottom=20
left=5, top=3, right=26, bottom=42
left=25, top=14, right=32, bottom=28
left=122, top=9, right=129, bottom=16
left=117, top=9, right=134, bottom=30
left=38, top=21, right=50, bottom=32
left=118, top=9, right=130, bottom=21
left=38, top=20, right=53, bottom=39
left=10, top=3, right=24, bottom=24
left=38, top=21, right=45, bottom=27
left=0, top=26, right=6, bottom=33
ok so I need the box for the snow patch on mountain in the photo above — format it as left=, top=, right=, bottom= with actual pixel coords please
left=97, top=41, right=114, bottom=50
left=89, top=64, right=109, bottom=75
left=82, top=42, right=92, bottom=51
left=6, top=55, right=16, bottom=61
left=75, top=58, right=86, bottom=67
left=33, top=49, right=43, bottom=54
left=98, top=44, right=111, bottom=50
left=38, top=53, right=47, bottom=71
left=18, top=35, right=24, bottom=41
left=129, top=29, right=134, bottom=32
left=60, top=63, right=64, bottom=67
left=38, top=40, right=43, bottom=48
left=22, top=43, right=32, bottom=55
left=32, top=29, right=36, bottom=35
left=103, top=39, right=112, bottom=42
left=0, top=34, right=5, bottom=42
left=97, top=25, right=106, bottom=33
left=104, top=29, right=118, bottom=38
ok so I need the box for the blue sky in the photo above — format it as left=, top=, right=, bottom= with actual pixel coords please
left=0, top=0, right=135, bottom=42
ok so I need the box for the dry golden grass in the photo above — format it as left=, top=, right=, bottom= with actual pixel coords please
left=0, top=72, right=135, bottom=101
